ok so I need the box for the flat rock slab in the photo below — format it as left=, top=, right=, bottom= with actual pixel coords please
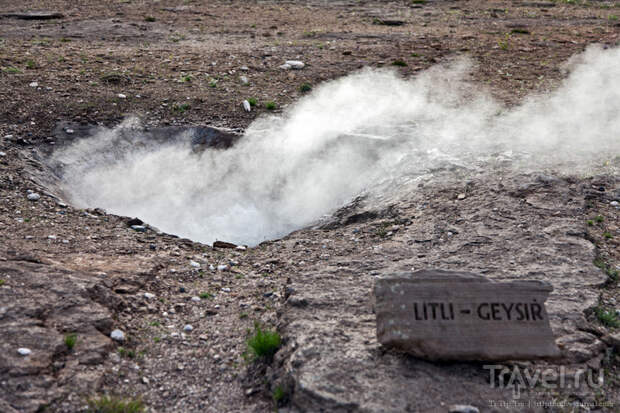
left=1, top=12, right=64, bottom=20
left=375, top=269, right=561, bottom=361
left=274, top=173, right=610, bottom=412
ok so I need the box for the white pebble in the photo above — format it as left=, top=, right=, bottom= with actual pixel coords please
left=144, top=292, right=155, bottom=299
left=118, top=93, right=127, bottom=99
left=184, top=324, right=193, bottom=332
left=17, top=348, right=31, bottom=356
left=242, top=100, right=251, bottom=112
left=110, top=329, right=125, bottom=342
left=285, top=60, right=305, bottom=69
left=189, top=260, right=201, bottom=268
left=27, top=193, right=40, bottom=201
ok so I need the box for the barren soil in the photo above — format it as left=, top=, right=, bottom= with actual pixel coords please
left=1, top=1, right=619, bottom=412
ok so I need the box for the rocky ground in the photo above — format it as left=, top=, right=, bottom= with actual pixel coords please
left=1, top=0, right=620, bottom=412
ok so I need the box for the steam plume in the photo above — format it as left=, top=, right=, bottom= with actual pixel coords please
left=54, top=45, right=620, bottom=245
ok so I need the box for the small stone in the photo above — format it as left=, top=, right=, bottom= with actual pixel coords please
left=118, top=93, right=127, bottom=99
left=242, top=100, right=251, bottom=112
left=236, top=245, right=247, bottom=251
left=184, top=324, right=193, bottom=332
left=611, top=201, right=619, bottom=207
left=29, top=82, right=38, bottom=88
left=221, top=287, right=231, bottom=293
left=448, top=405, right=479, bottom=413
left=191, top=296, right=201, bottom=302
left=144, top=293, right=155, bottom=299
left=131, top=225, right=147, bottom=232
left=240, top=66, right=249, bottom=71
left=110, top=329, right=125, bottom=342
left=217, top=264, right=229, bottom=271
left=47, top=235, right=57, bottom=240
left=189, top=260, right=200, bottom=268
left=27, top=193, right=40, bottom=201
left=0, top=151, right=6, bottom=157
left=240, top=75, right=249, bottom=85
left=142, top=377, right=150, bottom=384
left=65, top=129, right=74, bottom=134
left=457, top=193, right=466, bottom=200
left=17, top=348, right=31, bottom=356
left=279, top=63, right=292, bottom=70
left=285, top=60, right=305, bottom=69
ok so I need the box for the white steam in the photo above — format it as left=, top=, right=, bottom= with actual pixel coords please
left=54, top=45, right=620, bottom=246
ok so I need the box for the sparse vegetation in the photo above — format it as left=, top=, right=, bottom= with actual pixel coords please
left=64, top=333, right=78, bottom=350
left=3, top=67, right=21, bottom=74
left=181, top=75, right=192, bottom=83
left=0, top=279, right=5, bottom=286
left=273, top=385, right=287, bottom=404
left=87, top=396, right=145, bottom=413
left=117, top=347, right=136, bottom=359
left=25, top=60, right=37, bottom=69
left=172, top=103, right=191, bottom=113
left=593, top=258, right=618, bottom=282
left=594, top=306, right=619, bottom=328
left=392, top=59, right=407, bottom=67
left=199, top=292, right=213, bottom=299
left=587, top=219, right=594, bottom=226
left=144, top=16, right=156, bottom=22
left=247, top=97, right=257, bottom=107
left=265, top=101, right=276, bottom=110
left=603, top=231, right=613, bottom=239
left=595, top=215, right=605, bottom=223
left=498, top=33, right=511, bottom=50
left=299, top=83, right=312, bottom=93
left=246, top=322, right=281, bottom=360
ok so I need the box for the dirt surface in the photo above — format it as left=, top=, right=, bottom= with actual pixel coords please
left=1, top=1, right=620, bottom=412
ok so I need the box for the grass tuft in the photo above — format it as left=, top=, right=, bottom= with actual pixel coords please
left=391, top=59, right=407, bottom=67
left=265, top=101, right=276, bottom=110
left=87, top=396, right=145, bottom=413
left=299, top=83, right=312, bottom=93
left=246, top=322, right=281, bottom=360
left=64, top=333, right=78, bottom=350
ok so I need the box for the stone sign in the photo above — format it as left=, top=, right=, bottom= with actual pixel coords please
left=375, top=269, right=561, bottom=361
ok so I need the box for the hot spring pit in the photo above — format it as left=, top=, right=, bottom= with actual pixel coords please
left=33, top=46, right=620, bottom=246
